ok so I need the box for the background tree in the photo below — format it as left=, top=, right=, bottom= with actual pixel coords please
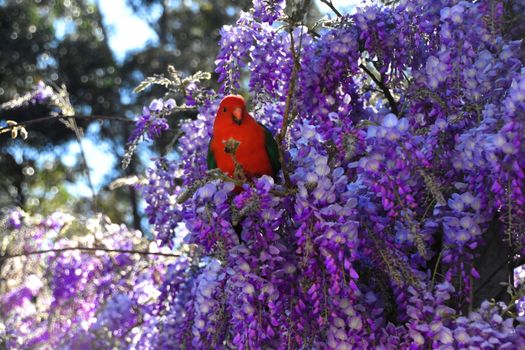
left=0, top=0, right=122, bottom=218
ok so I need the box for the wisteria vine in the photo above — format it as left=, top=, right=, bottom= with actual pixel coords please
left=137, top=0, right=525, bottom=348
left=2, top=0, right=525, bottom=349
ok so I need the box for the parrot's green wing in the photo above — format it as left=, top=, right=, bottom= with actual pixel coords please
left=259, top=123, right=281, bottom=177
left=207, top=138, right=217, bottom=169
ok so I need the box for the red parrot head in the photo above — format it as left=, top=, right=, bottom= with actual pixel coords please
left=217, top=95, right=247, bottom=126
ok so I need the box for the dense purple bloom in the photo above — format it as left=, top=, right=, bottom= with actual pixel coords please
left=0, top=211, right=172, bottom=349
left=134, top=1, right=525, bottom=347
left=2, top=0, right=525, bottom=348
left=252, top=0, right=284, bottom=24
left=128, top=104, right=169, bottom=146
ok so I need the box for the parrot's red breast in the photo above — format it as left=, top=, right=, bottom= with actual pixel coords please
left=209, top=95, right=275, bottom=178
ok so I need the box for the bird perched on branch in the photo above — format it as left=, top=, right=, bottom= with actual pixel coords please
left=207, top=95, right=280, bottom=180
left=207, top=95, right=280, bottom=243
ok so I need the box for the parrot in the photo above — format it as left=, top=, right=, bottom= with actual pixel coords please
left=207, top=95, right=281, bottom=242
left=207, top=95, right=280, bottom=180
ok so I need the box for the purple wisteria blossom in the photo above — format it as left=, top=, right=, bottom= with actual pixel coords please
left=2, top=0, right=525, bottom=349
left=133, top=0, right=525, bottom=348
left=128, top=103, right=170, bottom=145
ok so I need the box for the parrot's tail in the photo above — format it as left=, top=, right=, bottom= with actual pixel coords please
left=233, top=223, right=242, bottom=243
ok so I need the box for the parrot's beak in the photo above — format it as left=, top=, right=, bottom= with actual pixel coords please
left=232, top=107, right=243, bottom=125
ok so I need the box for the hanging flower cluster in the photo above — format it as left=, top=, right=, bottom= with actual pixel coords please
left=0, top=210, right=175, bottom=349
left=134, top=0, right=525, bottom=348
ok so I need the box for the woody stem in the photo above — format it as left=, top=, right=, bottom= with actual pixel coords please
left=278, top=27, right=301, bottom=188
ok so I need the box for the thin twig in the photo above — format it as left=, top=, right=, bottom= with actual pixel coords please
left=76, top=132, right=98, bottom=211
left=0, top=114, right=135, bottom=212
left=430, top=250, right=443, bottom=290
left=320, top=0, right=342, bottom=17
left=0, top=114, right=135, bottom=134
left=47, top=82, right=99, bottom=212
left=0, top=246, right=181, bottom=260
left=277, top=26, right=303, bottom=187
left=359, top=63, right=399, bottom=116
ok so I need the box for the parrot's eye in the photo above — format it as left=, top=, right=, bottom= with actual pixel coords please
left=223, top=107, right=227, bottom=112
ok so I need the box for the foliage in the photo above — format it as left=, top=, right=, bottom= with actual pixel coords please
left=0, top=0, right=120, bottom=125
left=0, top=0, right=124, bottom=224
left=2, top=0, right=525, bottom=349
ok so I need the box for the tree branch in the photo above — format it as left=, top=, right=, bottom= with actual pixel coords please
left=277, top=27, right=303, bottom=187
left=320, top=0, right=342, bottom=18
left=359, top=63, right=399, bottom=116
left=0, top=114, right=135, bottom=134
left=0, top=246, right=181, bottom=261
